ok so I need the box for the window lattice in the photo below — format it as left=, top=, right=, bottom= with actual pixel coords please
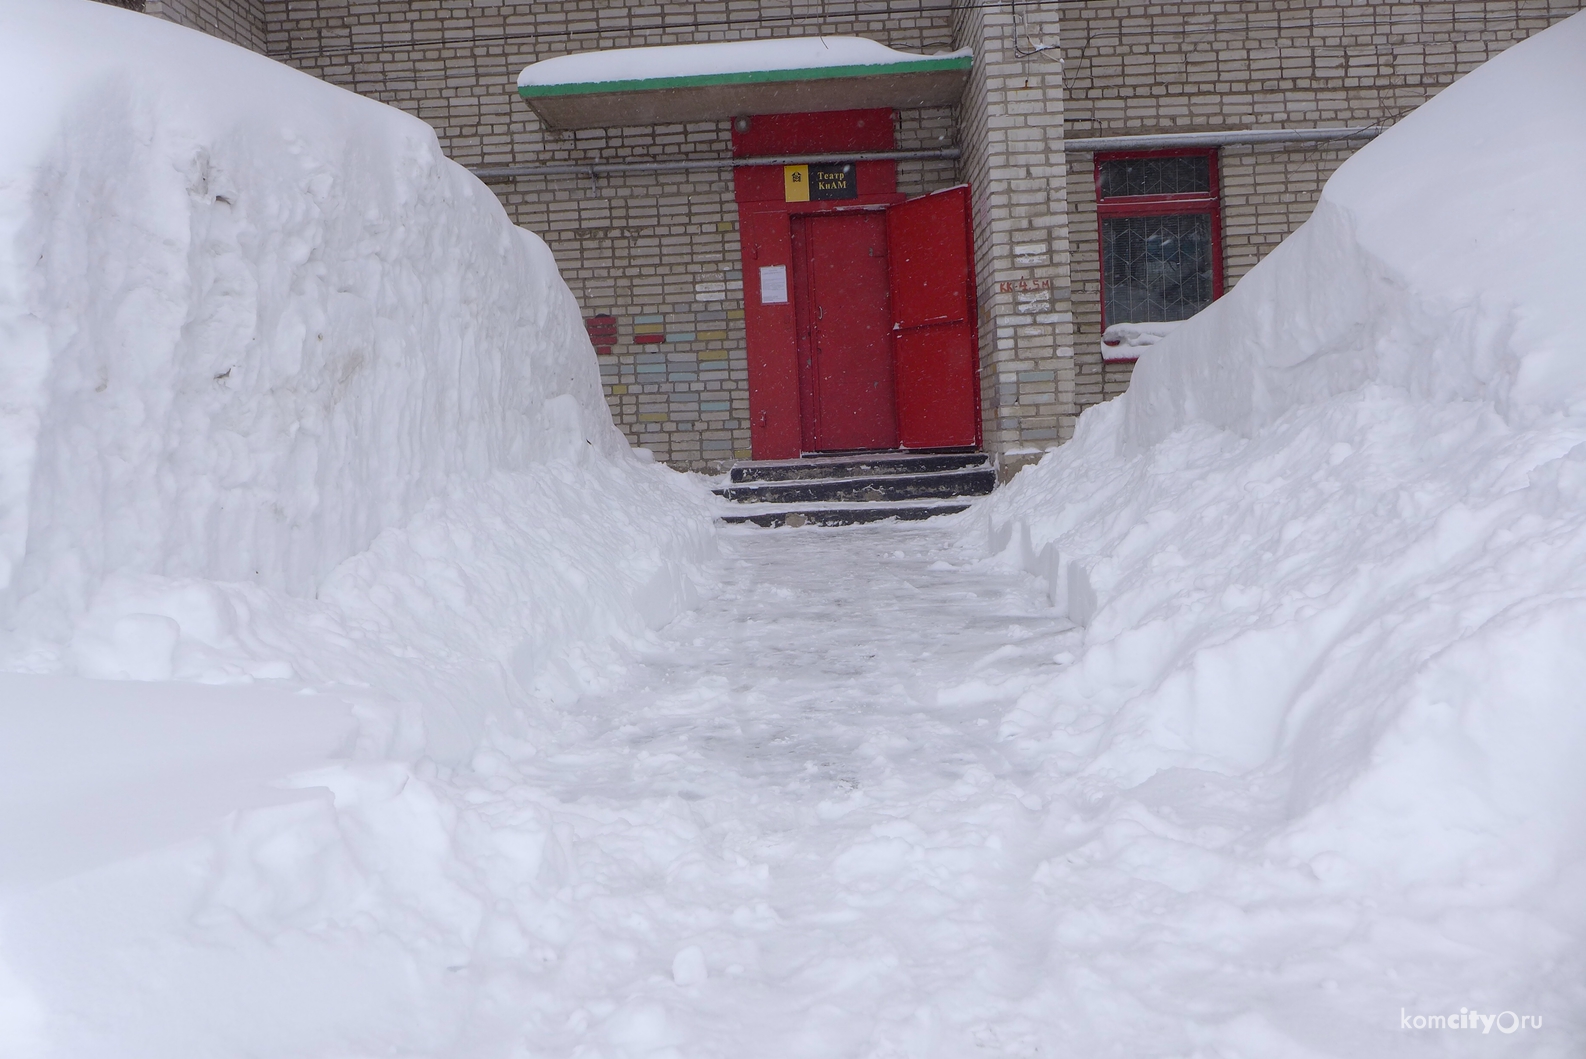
left=1102, top=213, right=1215, bottom=324
left=1098, top=155, right=1211, bottom=199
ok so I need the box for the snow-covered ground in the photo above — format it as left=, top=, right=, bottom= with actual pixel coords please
left=10, top=516, right=1577, bottom=1057
left=3, top=0, right=1584, bottom=1056
left=1, top=524, right=1071, bottom=1056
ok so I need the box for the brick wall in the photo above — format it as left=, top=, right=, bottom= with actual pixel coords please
left=146, top=0, right=265, bottom=52
left=264, top=0, right=961, bottom=471
left=1062, top=0, right=1582, bottom=403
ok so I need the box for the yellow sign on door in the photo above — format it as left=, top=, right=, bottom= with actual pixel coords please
left=783, top=164, right=810, bottom=202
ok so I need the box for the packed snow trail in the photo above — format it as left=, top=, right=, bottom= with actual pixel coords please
left=448, top=519, right=1078, bottom=1056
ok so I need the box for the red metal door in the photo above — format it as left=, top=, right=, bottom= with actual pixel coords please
left=792, top=211, right=898, bottom=452
left=887, top=186, right=981, bottom=449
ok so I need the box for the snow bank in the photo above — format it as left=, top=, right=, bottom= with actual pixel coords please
left=976, top=12, right=1586, bottom=1054
left=519, top=36, right=970, bottom=88
left=0, top=0, right=715, bottom=750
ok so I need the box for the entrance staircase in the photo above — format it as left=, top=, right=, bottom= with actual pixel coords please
left=716, top=451, right=995, bottom=527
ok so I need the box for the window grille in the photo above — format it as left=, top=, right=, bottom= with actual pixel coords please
left=1101, top=213, right=1215, bottom=323
left=1098, top=155, right=1211, bottom=199
left=1094, top=149, right=1223, bottom=329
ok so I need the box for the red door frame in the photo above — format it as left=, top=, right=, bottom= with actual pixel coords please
left=737, top=184, right=905, bottom=459
left=734, top=110, right=983, bottom=460
left=1093, top=147, right=1224, bottom=331
left=733, top=110, right=902, bottom=460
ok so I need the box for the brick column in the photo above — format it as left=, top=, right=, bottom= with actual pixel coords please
left=952, top=1, right=1073, bottom=474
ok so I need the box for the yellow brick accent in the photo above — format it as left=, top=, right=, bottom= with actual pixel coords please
left=638, top=412, right=669, bottom=422
left=698, top=349, right=730, bottom=361
left=715, top=221, right=735, bottom=232
left=695, top=330, right=728, bottom=341
left=608, top=384, right=628, bottom=395
left=727, top=309, right=745, bottom=320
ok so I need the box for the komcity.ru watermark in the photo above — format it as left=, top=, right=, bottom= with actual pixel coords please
left=1401, top=1008, right=1543, bottom=1033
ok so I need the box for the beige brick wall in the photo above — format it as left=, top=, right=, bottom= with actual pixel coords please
left=264, top=0, right=961, bottom=471
left=146, top=0, right=265, bottom=52
left=1063, top=0, right=1582, bottom=404
left=951, top=1, right=1072, bottom=463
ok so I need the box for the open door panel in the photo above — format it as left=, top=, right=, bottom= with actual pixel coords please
left=886, top=185, right=981, bottom=449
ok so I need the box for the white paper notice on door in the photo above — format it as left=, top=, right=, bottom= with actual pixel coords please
left=759, top=265, right=788, bottom=305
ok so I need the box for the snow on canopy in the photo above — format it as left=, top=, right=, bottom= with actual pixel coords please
left=0, top=0, right=714, bottom=753
left=518, top=35, right=971, bottom=88
left=975, top=10, right=1586, bottom=1051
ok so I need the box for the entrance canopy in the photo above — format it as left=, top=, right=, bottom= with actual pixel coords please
left=516, top=36, right=972, bottom=130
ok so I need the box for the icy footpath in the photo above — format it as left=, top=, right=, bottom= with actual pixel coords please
left=2, top=522, right=1079, bottom=1057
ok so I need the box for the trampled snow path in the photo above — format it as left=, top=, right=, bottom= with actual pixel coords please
left=467, top=519, right=1078, bottom=1056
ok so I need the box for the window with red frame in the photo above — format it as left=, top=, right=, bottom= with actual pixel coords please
left=1095, top=149, right=1223, bottom=328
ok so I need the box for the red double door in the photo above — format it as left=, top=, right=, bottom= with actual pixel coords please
left=788, top=186, right=980, bottom=453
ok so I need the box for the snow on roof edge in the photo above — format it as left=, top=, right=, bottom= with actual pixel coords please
left=518, top=36, right=972, bottom=90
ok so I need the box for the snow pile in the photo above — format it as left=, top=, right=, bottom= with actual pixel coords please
left=978, top=12, right=1586, bottom=1053
left=0, top=5, right=718, bottom=1047
left=0, top=0, right=714, bottom=751
left=1100, top=319, right=1182, bottom=361
left=519, top=36, right=970, bottom=88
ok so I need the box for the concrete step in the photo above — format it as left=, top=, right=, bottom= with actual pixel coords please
left=720, top=502, right=971, bottom=528
left=716, top=465, right=995, bottom=505
left=728, top=451, right=989, bottom=484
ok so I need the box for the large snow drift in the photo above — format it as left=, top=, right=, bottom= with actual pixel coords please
left=0, top=5, right=717, bottom=1044
left=0, top=0, right=714, bottom=755
left=978, top=12, right=1586, bottom=1054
